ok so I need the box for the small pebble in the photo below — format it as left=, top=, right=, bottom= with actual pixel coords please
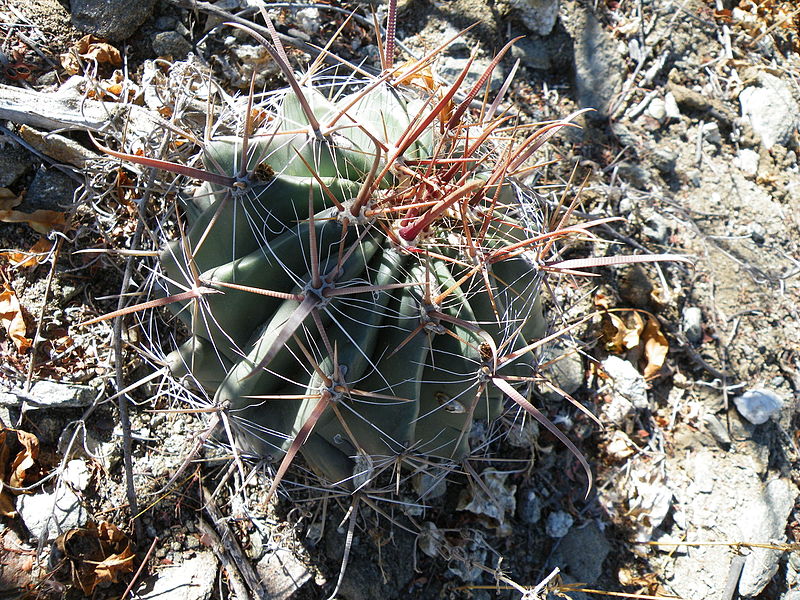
left=702, top=414, right=731, bottom=446
left=682, top=306, right=703, bottom=344
left=664, top=92, right=681, bottom=119
left=518, top=489, right=542, bottom=524
left=545, top=510, right=574, bottom=538
left=734, top=389, right=782, bottom=425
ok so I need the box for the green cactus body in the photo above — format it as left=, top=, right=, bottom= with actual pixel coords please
left=162, top=77, right=547, bottom=488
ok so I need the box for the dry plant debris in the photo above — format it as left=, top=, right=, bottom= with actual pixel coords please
left=595, top=296, right=670, bottom=380
left=59, top=35, right=122, bottom=76
left=0, top=427, right=44, bottom=517
left=55, top=521, right=136, bottom=595
left=0, top=284, right=31, bottom=354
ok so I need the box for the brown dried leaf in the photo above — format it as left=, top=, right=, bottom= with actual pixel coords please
left=60, top=35, right=122, bottom=75
left=0, top=428, right=44, bottom=517
left=642, top=316, right=669, bottom=379
left=0, top=238, right=54, bottom=269
left=57, top=521, right=135, bottom=595
left=0, top=188, right=22, bottom=210
left=93, top=546, right=136, bottom=585
left=0, top=284, right=31, bottom=353
left=9, top=429, right=39, bottom=489
left=0, top=209, right=67, bottom=235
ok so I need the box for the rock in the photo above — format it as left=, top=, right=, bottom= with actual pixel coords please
left=518, top=488, right=542, bottom=524
left=0, top=381, right=94, bottom=409
left=457, top=470, right=516, bottom=524
left=413, top=471, right=447, bottom=500
left=682, top=306, right=703, bottom=344
left=541, top=343, right=584, bottom=399
left=70, top=0, right=156, bottom=41
left=733, top=149, right=760, bottom=177
left=650, top=148, right=678, bottom=175
left=257, top=548, right=312, bottom=600
left=663, top=92, right=681, bottom=119
left=295, top=7, right=321, bottom=35
left=739, top=72, right=800, bottom=150
left=17, top=485, right=87, bottom=541
left=137, top=552, right=218, bottom=600
left=0, top=145, right=31, bottom=186
left=511, top=37, right=552, bottom=71
left=554, top=522, right=611, bottom=583
left=152, top=31, right=192, bottom=59
left=436, top=56, right=505, bottom=92
left=616, top=162, right=652, bottom=189
left=601, top=356, right=649, bottom=411
left=701, top=122, right=722, bottom=146
left=642, top=213, right=671, bottom=245
left=23, top=167, right=79, bottom=211
left=447, top=532, right=487, bottom=582
left=510, top=0, right=560, bottom=36
left=645, top=97, right=666, bottom=122
left=572, top=9, right=625, bottom=119
left=702, top=414, right=731, bottom=446
left=734, top=389, right=783, bottom=425
left=739, top=479, right=799, bottom=597
left=546, top=510, right=573, bottom=538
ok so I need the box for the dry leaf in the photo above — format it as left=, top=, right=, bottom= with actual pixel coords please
left=600, top=312, right=643, bottom=353
left=642, top=316, right=669, bottom=379
left=60, top=35, right=122, bottom=75
left=57, top=521, right=135, bottom=594
left=0, top=238, right=54, bottom=269
left=0, top=209, right=67, bottom=235
left=0, top=428, right=44, bottom=517
left=9, top=430, right=39, bottom=489
left=0, top=188, right=22, bottom=210
left=0, top=284, right=31, bottom=353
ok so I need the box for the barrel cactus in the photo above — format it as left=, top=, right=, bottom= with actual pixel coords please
left=98, top=20, right=599, bottom=498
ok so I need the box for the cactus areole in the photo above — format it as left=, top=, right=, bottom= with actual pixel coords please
left=159, top=58, right=569, bottom=491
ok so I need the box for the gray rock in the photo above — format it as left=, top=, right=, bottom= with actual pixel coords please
left=554, top=522, right=611, bottom=583
left=601, top=356, right=649, bottom=411
left=17, top=485, right=87, bottom=541
left=70, top=0, right=157, bottom=41
left=616, top=162, right=652, bottom=189
left=138, top=552, right=218, bottom=600
left=546, top=510, right=573, bottom=538
left=23, top=167, right=79, bottom=211
left=573, top=9, right=625, bottom=119
left=510, top=0, right=560, bottom=36
left=152, top=31, right=192, bottom=59
left=541, top=343, right=584, bottom=399
left=739, top=478, right=799, bottom=597
left=295, top=7, right=321, bottom=35
left=511, top=37, right=552, bottom=71
left=436, top=56, right=505, bottom=92
left=518, top=488, right=542, bottom=524
left=0, top=381, right=95, bottom=408
left=257, top=548, right=312, bottom=600
left=0, top=145, right=30, bottom=187
left=682, top=306, right=703, bottom=344
left=740, top=72, right=800, bottom=150
left=642, top=213, right=671, bottom=245
left=650, top=148, right=678, bottom=175
left=734, top=389, right=783, bottom=425
left=701, top=122, right=722, bottom=146
left=702, top=414, right=731, bottom=446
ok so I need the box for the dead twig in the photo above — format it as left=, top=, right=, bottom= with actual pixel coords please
left=202, top=486, right=268, bottom=600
